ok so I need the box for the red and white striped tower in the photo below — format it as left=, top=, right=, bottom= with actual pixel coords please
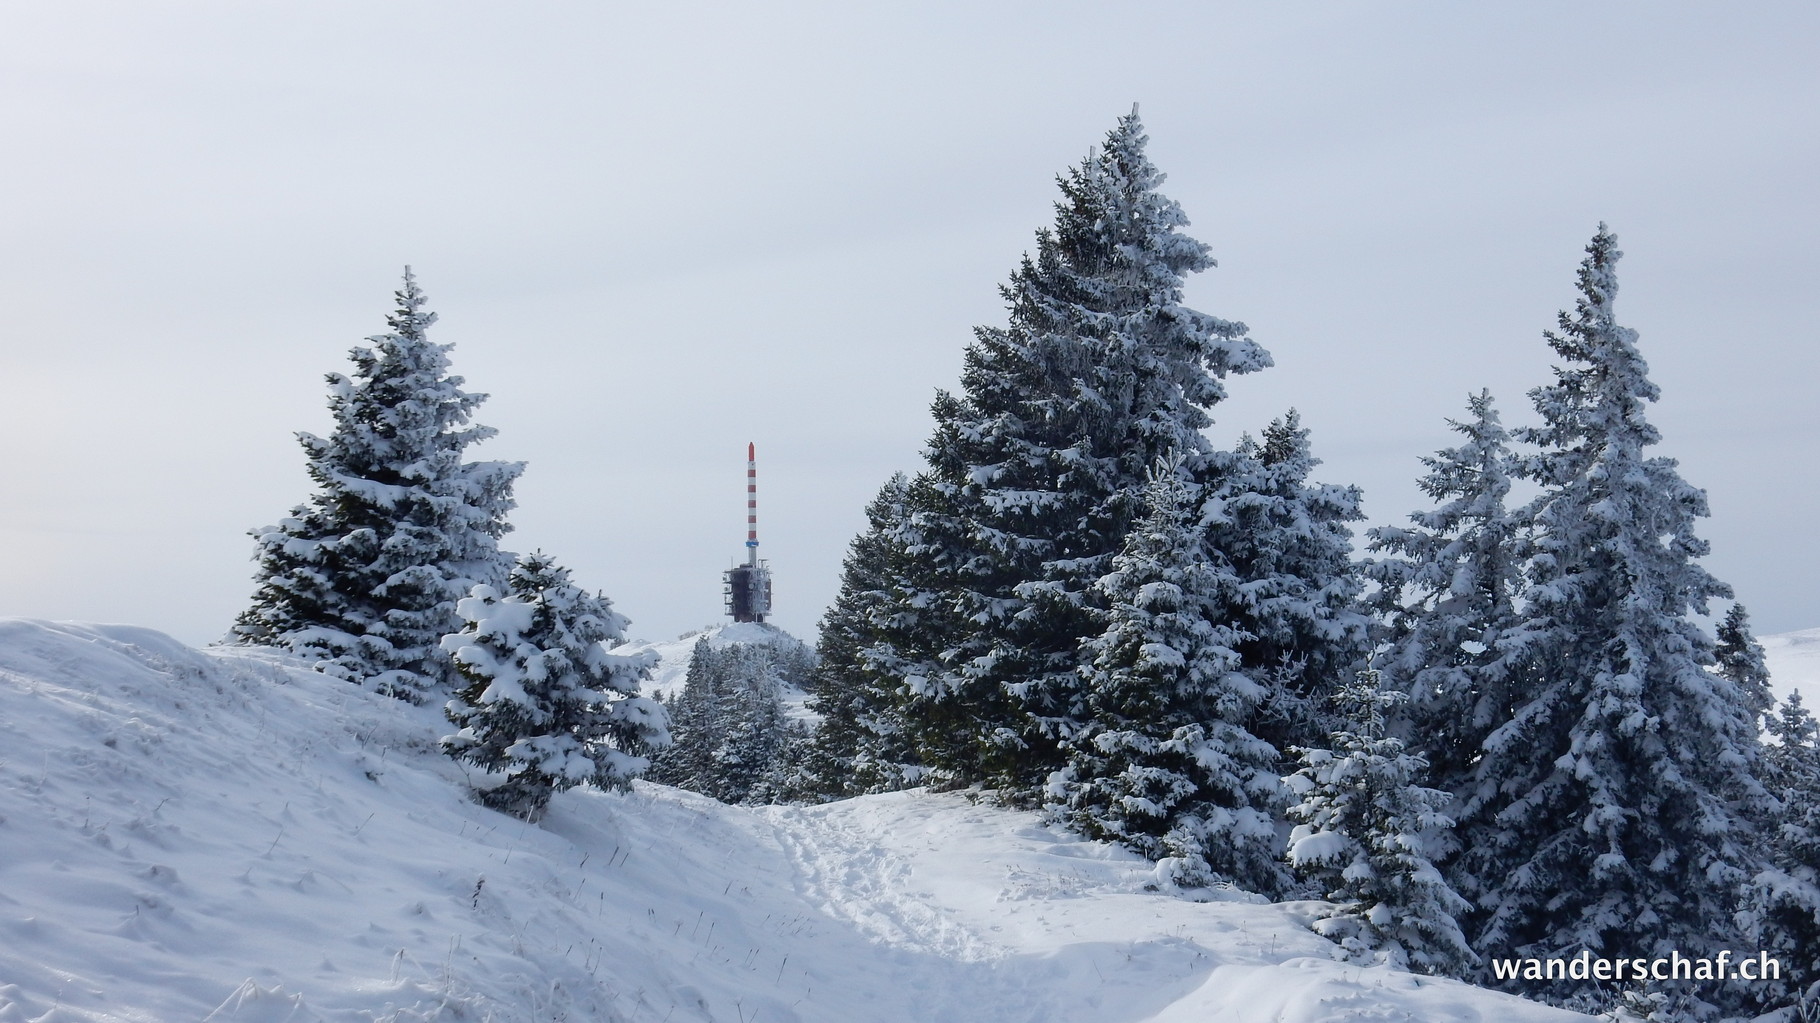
left=724, top=442, right=772, bottom=623
left=745, top=442, right=759, bottom=567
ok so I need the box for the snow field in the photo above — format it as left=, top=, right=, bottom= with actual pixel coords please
left=1764, top=627, right=1820, bottom=712
left=0, top=619, right=1594, bottom=1021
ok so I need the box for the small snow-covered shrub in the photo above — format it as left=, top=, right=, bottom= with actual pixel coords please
left=442, top=552, right=668, bottom=817
left=1285, top=673, right=1474, bottom=978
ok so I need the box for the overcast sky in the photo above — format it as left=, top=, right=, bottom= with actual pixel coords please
left=2, top=2, right=1815, bottom=651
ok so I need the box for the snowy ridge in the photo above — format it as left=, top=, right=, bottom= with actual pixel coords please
left=0, top=619, right=1591, bottom=1022
left=617, top=621, right=820, bottom=726
left=617, top=622, right=804, bottom=699
left=1765, top=627, right=1820, bottom=712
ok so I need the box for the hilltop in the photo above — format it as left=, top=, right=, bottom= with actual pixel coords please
left=0, top=618, right=1624, bottom=1021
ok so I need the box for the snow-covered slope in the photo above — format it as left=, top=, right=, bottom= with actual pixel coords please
left=1765, top=627, right=1820, bottom=712
left=0, top=620, right=1589, bottom=1022
left=617, top=621, right=806, bottom=698
left=618, top=621, right=819, bottom=724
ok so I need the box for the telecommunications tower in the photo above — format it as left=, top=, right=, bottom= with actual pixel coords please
left=723, top=442, right=772, bottom=623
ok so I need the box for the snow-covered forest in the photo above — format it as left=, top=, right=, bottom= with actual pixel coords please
left=3, top=103, right=1818, bottom=1021
left=5, top=5, right=1820, bottom=1020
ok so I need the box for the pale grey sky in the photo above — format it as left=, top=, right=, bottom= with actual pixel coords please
left=2, top=2, right=1815, bottom=649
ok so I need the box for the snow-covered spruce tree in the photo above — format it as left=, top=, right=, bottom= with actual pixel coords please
left=1740, top=691, right=1820, bottom=1017
left=875, top=108, right=1270, bottom=797
left=1461, top=227, right=1767, bottom=1003
left=1284, top=671, right=1476, bottom=978
left=698, top=644, right=791, bottom=804
left=760, top=630, right=821, bottom=699
left=1365, top=391, right=1531, bottom=803
left=1715, top=603, right=1774, bottom=727
left=233, top=270, right=522, bottom=700
left=441, top=552, right=667, bottom=818
left=646, top=639, right=724, bottom=794
left=1204, top=411, right=1371, bottom=759
left=1051, top=453, right=1285, bottom=893
left=801, top=474, right=925, bottom=799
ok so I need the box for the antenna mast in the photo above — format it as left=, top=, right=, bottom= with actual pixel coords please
left=724, top=442, right=772, bottom=623
left=746, top=442, right=759, bottom=567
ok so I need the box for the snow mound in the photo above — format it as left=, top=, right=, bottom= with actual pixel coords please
left=0, top=619, right=1588, bottom=1022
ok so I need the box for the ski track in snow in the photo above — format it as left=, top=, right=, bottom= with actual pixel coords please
left=0, top=619, right=1610, bottom=1022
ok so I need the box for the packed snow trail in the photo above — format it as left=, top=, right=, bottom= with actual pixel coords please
left=764, top=795, right=1585, bottom=1022
left=0, top=620, right=1592, bottom=1021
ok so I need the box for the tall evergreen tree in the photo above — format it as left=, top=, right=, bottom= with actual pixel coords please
left=875, top=108, right=1270, bottom=797
left=802, top=474, right=924, bottom=798
left=1462, top=227, right=1767, bottom=999
left=441, top=552, right=667, bottom=818
left=647, top=638, right=725, bottom=796
left=1365, top=391, right=1530, bottom=800
left=1052, top=454, right=1285, bottom=893
left=233, top=270, right=522, bottom=700
left=1205, top=410, right=1370, bottom=758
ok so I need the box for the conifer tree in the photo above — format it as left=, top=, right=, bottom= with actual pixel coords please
left=1052, top=454, right=1285, bottom=893
left=648, top=638, right=725, bottom=795
left=876, top=108, right=1270, bottom=796
left=233, top=270, right=522, bottom=700
left=1205, top=411, right=1370, bottom=757
left=1740, top=692, right=1820, bottom=1016
left=705, top=644, right=794, bottom=803
left=441, top=552, right=667, bottom=818
left=1365, top=391, right=1530, bottom=799
left=1284, top=672, right=1476, bottom=978
left=1462, top=227, right=1767, bottom=996
left=1715, top=603, right=1774, bottom=725
left=802, top=474, right=924, bottom=798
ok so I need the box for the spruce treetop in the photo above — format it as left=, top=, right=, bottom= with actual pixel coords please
left=960, top=108, right=1270, bottom=480
left=312, top=268, right=507, bottom=520
left=1368, top=390, right=1521, bottom=612
left=1361, top=390, right=1532, bottom=818
left=234, top=268, right=521, bottom=699
left=1716, top=602, right=1774, bottom=721
left=1515, top=226, right=1730, bottom=625
left=1521, top=226, right=1665, bottom=481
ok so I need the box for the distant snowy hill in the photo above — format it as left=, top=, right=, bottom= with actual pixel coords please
left=0, top=619, right=1590, bottom=1022
left=617, top=620, right=819, bottom=723
left=617, top=621, right=806, bottom=696
left=1765, top=627, right=1820, bottom=711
